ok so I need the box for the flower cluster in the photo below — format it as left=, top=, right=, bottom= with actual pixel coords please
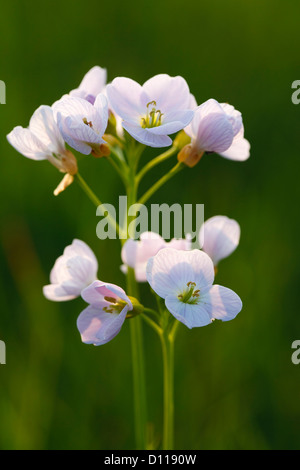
left=42, top=214, right=241, bottom=344
left=7, top=65, right=249, bottom=346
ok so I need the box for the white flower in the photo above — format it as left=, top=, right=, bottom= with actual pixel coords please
left=69, top=66, right=107, bottom=104
left=146, top=248, right=242, bottom=328
left=179, top=98, right=250, bottom=166
left=121, top=232, right=191, bottom=282
left=199, top=216, right=240, bottom=265
left=43, top=239, right=98, bottom=301
left=7, top=105, right=77, bottom=174
left=106, top=74, right=194, bottom=147
left=52, top=94, right=108, bottom=156
left=77, top=281, right=133, bottom=346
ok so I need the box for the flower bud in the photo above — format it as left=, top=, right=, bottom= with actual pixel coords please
left=53, top=173, right=74, bottom=196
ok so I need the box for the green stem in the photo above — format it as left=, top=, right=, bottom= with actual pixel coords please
left=125, top=148, right=148, bottom=449
left=138, top=162, right=184, bottom=206
left=136, top=145, right=178, bottom=187
left=75, top=172, right=121, bottom=237
left=160, top=331, right=175, bottom=450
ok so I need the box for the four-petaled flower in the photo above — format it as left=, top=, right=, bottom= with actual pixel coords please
left=146, top=248, right=242, bottom=328
left=199, top=216, right=240, bottom=266
left=52, top=94, right=109, bottom=156
left=77, top=281, right=133, bottom=346
left=106, top=74, right=194, bottom=147
left=179, top=98, right=250, bottom=167
left=121, top=231, right=191, bottom=282
left=7, top=105, right=77, bottom=174
left=43, top=239, right=98, bottom=301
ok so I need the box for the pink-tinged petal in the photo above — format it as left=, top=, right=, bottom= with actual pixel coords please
left=146, top=248, right=214, bottom=299
left=167, top=237, right=191, bottom=251
left=43, top=284, right=77, bottom=302
left=142, top=74, right=191, bottom=113
left=189, top=94, right=198, bottom=109
left=220, top=103, right=243, bottom=137
left=29, top=105, right=65, bottom=155
left=76, top=66, right=107, bottom=97
left=93, top=93, right=109, bottom=136
left=201, top=285, right=242, bottom=321
left=195, top=112, right=234, bottom=153
left=219, top=128, right=250, bottom=161
left=46, top=239, right=98, bottom=300
left=199, top=216, right=240, bottom=265
left=64, top=239, right=98, bottom=268
left=7, top=127, right=48, bottom=160
left=63, top=115, right=105, bottom=145
left=106, top=78, right=149, bottom=122
left=122, top=121, right=172, bottom=147
left=165, top=294, right=212, bottom=328
left=148, top=110, right=194, bottom=136
left=77, top=304, right=128, bottom=346
left=81, top=280, right=132, bottom=309
left=56, top=113, right=92, bottom=155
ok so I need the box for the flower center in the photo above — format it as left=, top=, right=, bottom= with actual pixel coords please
left=83, top=117, right=93, bottom=128
left=141, top=101, right=164, bottom=129
left=177, top=282, right=200, bottom=305
left=103, top=296, right=127, bottom=314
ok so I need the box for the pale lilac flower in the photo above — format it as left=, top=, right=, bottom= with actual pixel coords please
left=43, top=239, right=98, bottom=302
left=52, top=94, right=108, bottom=156
left=199, top=216, right=240, bottom=265
left=146, top=248, right=242, bottom=328
left=106, top=74, right=194, bottom=147
left=121, top=232, right=191, bottom=282
left=179, top=99, right=250, bottom=167
left=7, top=105, right=77, bottom=174
left=77, top=281, right=133, bottom=346
left=69, top=66, right=107, bottom=104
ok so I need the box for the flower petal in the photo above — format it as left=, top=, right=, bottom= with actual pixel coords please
left=73, top=66, right=107, bottom=99
left=199, top=216, right=240, bottom=265
left=7, top=126, right=48, bottom=160
left=142, top=74, right=191, bottom=113
left=201, top=285, right=242, bottom=321
left=106, top=78, right=149, bottom=122
left=165, top=294, right=212, bottom=328
left=195, top=112, right=234, bottom=153
left=43, top=284, right=77, bottom=302
left=148, top=110, right=194, bottom=135
left=29, top=105, right=65, bottom=155
left=81, top=280, right=132, bottom=309
left=122, top=121, right=172, bottom=147
left=77, top=304, right=128, bottom=346
left=146, top=248, right=214, bottom=299
left=219, top=128, right=250, bottom=161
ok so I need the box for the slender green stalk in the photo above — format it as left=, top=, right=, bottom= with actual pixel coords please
left=136, top=145, right=178, bottom=187
left=138, top=162, right=184, bottom=206
left=75, top=173, right=121, bottom=237
left=160, top=331, right=175, bottom=450
left=125, top=147, right=148, bottom=450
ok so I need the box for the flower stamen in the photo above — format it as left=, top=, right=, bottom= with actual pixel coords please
left=178, top=282, right=200, bottom=304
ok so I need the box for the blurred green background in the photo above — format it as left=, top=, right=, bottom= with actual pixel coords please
left=0, top=0, right=299, bottom=450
